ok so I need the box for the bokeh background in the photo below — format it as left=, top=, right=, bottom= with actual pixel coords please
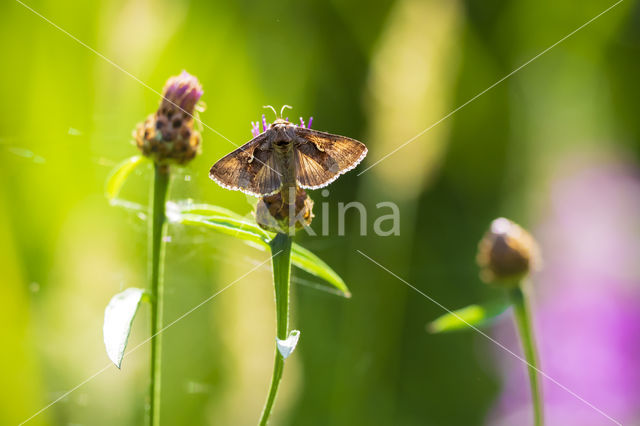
left=2, top=0, right=640, bottom=425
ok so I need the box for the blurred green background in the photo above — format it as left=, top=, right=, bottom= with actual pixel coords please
left=2, top=0, right=640, bottom=425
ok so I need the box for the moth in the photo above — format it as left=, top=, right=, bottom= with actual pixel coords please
left=209, top=110, right=367, bottom=199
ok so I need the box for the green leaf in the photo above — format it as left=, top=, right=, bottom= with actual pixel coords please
left=105, top=155, right=146, bottom=201
left=107, top=191, right=352, bottom=298
left=103, top=288, right=147, bottom=368
left=291, top=244, right=351, bottom=297
left=176, top=208, right=351, bottom=297
left=427, top=299, right=510, bottom=333
left=179, top=214, right=271, bottom=247
left=174, top=201, right=244, bottom=220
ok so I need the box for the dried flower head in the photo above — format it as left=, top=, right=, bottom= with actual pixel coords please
left=135, top=71, right=203, bottom=165
left=255, top=187, right=314, bottom=234
left=477, top=217, right=540, bottom=285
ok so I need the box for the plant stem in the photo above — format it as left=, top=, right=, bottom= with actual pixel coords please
left=259, top=232, right=293, bottom=426
left=148, top=164, right=170, bottom=426
left=510, top=284, right=543, bottom=426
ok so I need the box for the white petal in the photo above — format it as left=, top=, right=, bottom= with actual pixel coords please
left=276, top=330, right=301, bottom=359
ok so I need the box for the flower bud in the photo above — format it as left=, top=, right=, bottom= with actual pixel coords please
left=255, top=187, right=314, bottom=234
left=476, top=217, right=539, bottom=285
left=161, top=71, right=204, bottom=114
left=135, top=71, right=203, bottom=165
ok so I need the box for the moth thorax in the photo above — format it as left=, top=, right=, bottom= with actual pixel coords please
left=273, top=138, right=293, bottom=152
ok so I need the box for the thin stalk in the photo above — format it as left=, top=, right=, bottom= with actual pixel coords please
left=510, top=284, right=543, bottom=426
left=148, top=164, right=170, bottom=426
left=259, top=232, right=293, bottom=426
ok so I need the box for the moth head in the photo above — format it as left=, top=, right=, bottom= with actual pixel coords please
left=271, top=118, right=290, bottom=127
left=270, top=120, right=295, bottom=150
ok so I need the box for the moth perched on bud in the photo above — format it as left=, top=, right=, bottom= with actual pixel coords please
left=209, top=106, right=368, bottom=202
left=477, top=217, right=540, bottom=286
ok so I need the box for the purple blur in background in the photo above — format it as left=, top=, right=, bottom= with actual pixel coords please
left=490, top=160, right=640, bottom=426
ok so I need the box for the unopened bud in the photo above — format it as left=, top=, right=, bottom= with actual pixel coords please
left=476, top=217, right=539, bottom=285
left=256, top=187, right=314, bottom=234
left=135, top=71, right=203, bottom=166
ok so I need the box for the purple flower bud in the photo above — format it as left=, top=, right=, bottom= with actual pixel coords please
left=249, top=113, right=314, bottom=137
left=135, top=71, right=203, bottom=165
left=160, top=70, right=203, bottom=115
left=251, top=121, right=261, bottom=138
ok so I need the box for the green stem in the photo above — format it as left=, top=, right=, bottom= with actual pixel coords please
left=259, top=232, right=293, bottom=426
left=510, top=284, right=544, bottom=426
left=148, top=164, right=170, bottom=426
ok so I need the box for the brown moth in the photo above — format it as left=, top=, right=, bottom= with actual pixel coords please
left=209, top=112, right=367, bottom=199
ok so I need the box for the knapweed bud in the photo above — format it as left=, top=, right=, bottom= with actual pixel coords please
left=476, top=217, right=539, bottom=285
left=135, top=71, right=203, bottom=165
left=255, top=187, right=314, bottom=234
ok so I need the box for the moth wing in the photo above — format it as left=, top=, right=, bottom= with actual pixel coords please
left=252, top=152, right=281, bottom=195
left=209, top=134, right=281, bottom=196
left=294, top=127, right=367, bottom=189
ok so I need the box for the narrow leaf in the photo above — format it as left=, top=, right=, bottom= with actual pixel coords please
left=291, top=245, right=351, bottom=297
left=427, top=299, right=510, bottom=334
left=105, top=155, right=146, bottom=201
left=179, top=214, right=271, bottom=246
left=175, top=201, right=244, bottom=220
left=174, top=209, right=351, bottom=297
left=103, top=288, right=146, bottom=368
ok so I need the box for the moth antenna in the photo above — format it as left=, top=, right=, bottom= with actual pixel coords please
left=280, top=105, right=292, bottom=118
left=263, top=105, right=278, bottom=121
